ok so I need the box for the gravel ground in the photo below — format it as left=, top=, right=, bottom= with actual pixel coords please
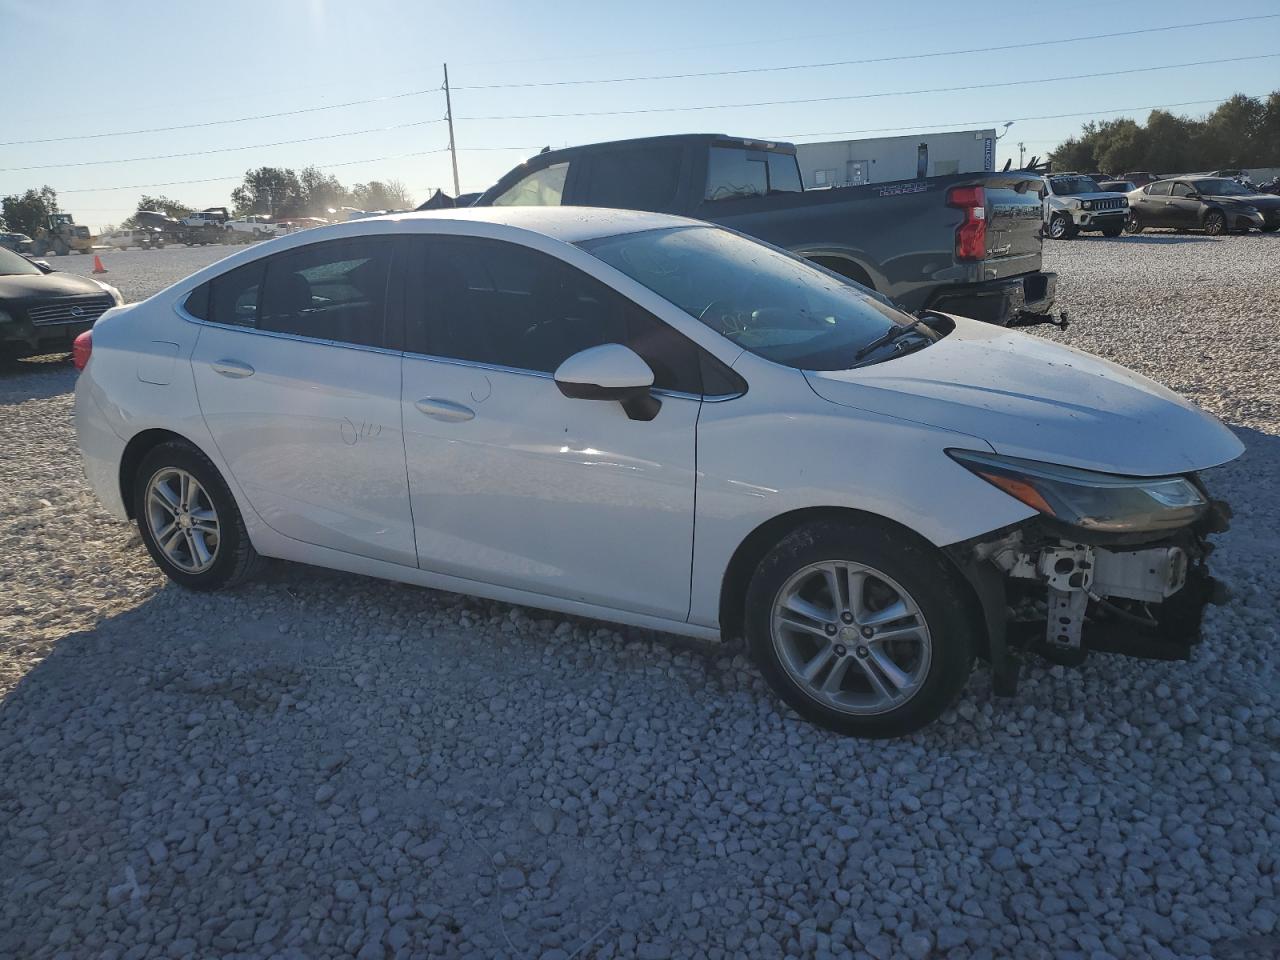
left=1, top=236, right=1277, bottom=960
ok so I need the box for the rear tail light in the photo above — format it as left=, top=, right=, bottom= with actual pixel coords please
left=72, top=330, right=92, bottom=371
left=947, top=185, right=987, bottom=261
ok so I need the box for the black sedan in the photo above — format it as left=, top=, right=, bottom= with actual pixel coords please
left=1126, top=177, right=1280, bottom=236
left=0, top=247, right=123, bottom=359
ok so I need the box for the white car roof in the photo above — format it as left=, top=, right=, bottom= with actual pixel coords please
left=359, top=205, right=698, bottom=243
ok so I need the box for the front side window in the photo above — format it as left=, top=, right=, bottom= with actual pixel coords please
left=582, top=225, right=923, bottom=371
left=257, top=238, right=393, bottom=347
left=491, top=162, right=569, bottom=207
left=407, top=237, right=702, bottom=392
left=1171, top=183, right=1195, bottom=198
left=1147, top=181, right=1173, bottom=197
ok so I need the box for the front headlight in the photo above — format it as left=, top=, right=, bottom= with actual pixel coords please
left=1081, top=200, right=1094, bottom=210
left=948, top=450, right=1206, bottom=532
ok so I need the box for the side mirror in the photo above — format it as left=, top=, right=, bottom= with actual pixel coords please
left=554, top=343, right=661, bottom=422
left=32, top=259, right=53, bottom=272
left=1185, top=192, right=1200, bottom=200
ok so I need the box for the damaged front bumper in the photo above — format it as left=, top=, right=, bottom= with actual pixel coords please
left=946, top=494, right=1233, bottom=696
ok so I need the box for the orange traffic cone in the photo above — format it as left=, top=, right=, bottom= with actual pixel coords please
left=92, top=254, right=108, bottom=274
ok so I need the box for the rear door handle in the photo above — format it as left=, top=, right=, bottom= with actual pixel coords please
left=211, top=359, right=255, bottom=379
left=415, top=397, right=475, bottom=422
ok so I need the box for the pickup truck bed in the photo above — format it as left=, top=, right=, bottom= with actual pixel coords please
left=474, top=134, right=1056, bottom=327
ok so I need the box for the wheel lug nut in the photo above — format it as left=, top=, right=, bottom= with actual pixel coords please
left=856, top=646, right=870, bottom=658
left=861, top=627, right=874, bottom=638
left=824, top=624, right=836, bottom=636
left=841, top=612, right=854, bottom=624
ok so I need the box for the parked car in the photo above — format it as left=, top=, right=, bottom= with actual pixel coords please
left=0, top=246, right=123, bottom=359
left=1097, top=180, right=1137, bottom=194
left=473, top=134, right=1061, bottom=329
left=1121, top=171, right=1162, bottom=187
left=223, top=216, right=279, bottom=241
left=180, top=207, right=231, bottom=228
left=99, top=227, right=165, bottom=250
left=0, top=232, right=34, bottom=254
left=1041, top=173, right=1130, bottom=239
left=73, top=208, right=1240, bottom=737
left=1126, top=177, right=1280, bottom=235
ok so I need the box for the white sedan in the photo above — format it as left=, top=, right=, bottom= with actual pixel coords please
left=73, top=208, right=1242, bottom=737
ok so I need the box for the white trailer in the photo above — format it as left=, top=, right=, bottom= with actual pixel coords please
left=795, top=129, right=999, bottom=189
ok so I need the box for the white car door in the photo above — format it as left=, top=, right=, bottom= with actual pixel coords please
left=188, top=235, right=416, bottom=566
left=400, top=234, right=705, bottom=620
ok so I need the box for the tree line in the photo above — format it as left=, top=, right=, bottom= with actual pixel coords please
left=1050, top=92, right=1280, bottom=175
left=2, top=166, right=416, bottom=237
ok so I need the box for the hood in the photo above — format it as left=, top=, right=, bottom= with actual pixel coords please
left=1207, top=193, right=1280, bottom=208
left=804, top=317, right=1244, bottom=477
left=0, top=271, right=109, bottom=301
left=1066, top=191, right=1128, bottom=202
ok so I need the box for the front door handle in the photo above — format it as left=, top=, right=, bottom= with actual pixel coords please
left=415, top=397, right=475, bottom=422
left=211, top=359, right=255, bottom=379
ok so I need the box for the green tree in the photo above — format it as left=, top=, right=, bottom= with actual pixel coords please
left=1, top=185, right=59, bottom=236
left=351, top=179, right=414, bottom=212
left=230, top=167, right=305, bottom=218
left=298, top=167, right=350, bottom=218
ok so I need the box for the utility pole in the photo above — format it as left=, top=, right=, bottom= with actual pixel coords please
left=1018, top=142, right=1026, bottom=168
left=443, top=63, right=461, bottom=197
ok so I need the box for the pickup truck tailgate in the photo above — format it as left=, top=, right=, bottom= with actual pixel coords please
left=982, top=174, right=1045, bottom=279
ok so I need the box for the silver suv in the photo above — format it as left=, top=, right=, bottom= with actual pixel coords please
left=1042, top=174, right=1129, bottom=240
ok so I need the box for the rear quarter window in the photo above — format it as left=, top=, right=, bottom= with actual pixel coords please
left=581, top=147, right=682, bottom=211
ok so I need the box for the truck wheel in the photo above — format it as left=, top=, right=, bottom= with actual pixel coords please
left=745, top=519, right=975, bottom=738
left=1047, top=213, right=1076, bottom=240
left=1204, top=211, right=1227, bottom=236
left=54, top=240, right=70, bottom=256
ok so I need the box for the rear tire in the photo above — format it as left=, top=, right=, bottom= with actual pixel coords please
left=1262, top=224, right=1279, bottom=233
left=744, top=519, right=975, bottom=738
left=132, top=441, right=259, bottom=591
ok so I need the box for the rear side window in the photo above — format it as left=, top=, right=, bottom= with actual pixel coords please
left=407, top=236, right=703, bottom=393
left=257, top=238, right=394, bottom=348
left=185, top=261, right=264, bottom=327
left=582, top=147, right=682, bottom=211
left=491, top=162, right=569, bottom=206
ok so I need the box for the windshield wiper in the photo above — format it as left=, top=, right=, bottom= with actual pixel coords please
left=852, top=319, right=930, bottom=363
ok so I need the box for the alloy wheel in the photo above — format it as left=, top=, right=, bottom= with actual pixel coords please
left=770, top=561, right=932, bottom=716
left=144, top=467, right=220, bottom=574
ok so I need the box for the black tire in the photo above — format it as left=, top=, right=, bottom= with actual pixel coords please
left=744, top=519, right=976, bottom=738
left=1204, top=210, right=1227, bottom=236
left=1048, top=213, right=1076, bottom=240
left=1260, top=224, right=1278, bottom=233
left=1101, top=224, right=1124, bottom=238
left=132, top=441, right=259, bottom=591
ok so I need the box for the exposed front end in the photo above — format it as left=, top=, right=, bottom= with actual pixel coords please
left=944, top=451, right=1236, bottom=691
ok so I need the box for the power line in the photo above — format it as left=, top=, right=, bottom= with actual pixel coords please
left=0, top=120, right=447, bottom=173
left=456, top=54, right=1280, bottom=121
left=451, top=16, right=1280, bottom=90
left=774, top=96, right=1250, bottom=140
left=57, top=148, right=452, bottom=194
left=0, top=88, right=444, bottom=148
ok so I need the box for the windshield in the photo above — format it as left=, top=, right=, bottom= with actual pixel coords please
left=1195, top=178, right=1252, bottom=196
left=580, top=225, right=925, bottom=370
left=0, top=247, right=41, bottom=277
left=1049, top=176, right=1103, bottom=196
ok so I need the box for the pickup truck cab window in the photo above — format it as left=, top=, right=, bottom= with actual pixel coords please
left=492, top=162, right=569, bottom=206
left=582, top=225, right=931, bottom=371
left=582, top=146, right=682, bottom=211
left=705, top=147, right=803, bottom=202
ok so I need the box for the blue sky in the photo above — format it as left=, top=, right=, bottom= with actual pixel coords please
left=3, top=0, right=1278, bottom=230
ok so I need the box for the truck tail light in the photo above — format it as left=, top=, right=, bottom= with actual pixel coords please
left=72, top=330, right=92, bottom=371
left=947, top=185, right=987, bottom=261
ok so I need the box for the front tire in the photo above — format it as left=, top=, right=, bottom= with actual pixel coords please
left=1047, top=213, right=1076, bottom=240
left=745, top=520, right=975, bottom=738
left=133, top=441, right=258, bottom=590
left=1101, top=224, right=1124, bottom=238
left=1204, top=210, right=1227, bottom=236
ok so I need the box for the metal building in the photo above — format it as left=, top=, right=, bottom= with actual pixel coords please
left=794, top=129, right=999, bottom=188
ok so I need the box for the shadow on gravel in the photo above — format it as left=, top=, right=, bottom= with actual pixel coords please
left=1097, top=234, right=1219, bottom=245
left=0, top=356, right=76, bottom=403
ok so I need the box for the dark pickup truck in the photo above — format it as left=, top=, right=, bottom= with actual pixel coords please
left=473, top=134, right=1058, bottom=327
